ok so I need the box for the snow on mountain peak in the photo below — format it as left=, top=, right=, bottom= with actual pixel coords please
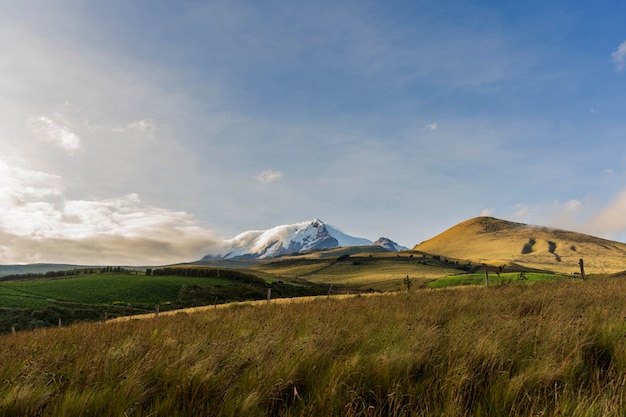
left=373, top=237, right=409, bottom=252
left=202, top=219, right=373, bottom=260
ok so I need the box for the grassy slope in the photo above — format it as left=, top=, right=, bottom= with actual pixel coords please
left=251, top=259, right=334, bottom=277
left=252, top=255, right=463, bottom=291
left=0, top=273, right=232, bottom=308
left=3, top=277, right=626, bottom=416
left=415, top=216, right=626, bottom=274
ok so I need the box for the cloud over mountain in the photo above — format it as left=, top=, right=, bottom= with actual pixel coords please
left=203, top=219, right=373, bottom=260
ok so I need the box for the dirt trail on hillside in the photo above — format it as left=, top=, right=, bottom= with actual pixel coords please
left=106, top=292, right=390, bottom=323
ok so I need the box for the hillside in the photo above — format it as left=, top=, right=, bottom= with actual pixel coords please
left=251, top=252, right=464, bottom=291
left=414, top=216, right=626, bottom=274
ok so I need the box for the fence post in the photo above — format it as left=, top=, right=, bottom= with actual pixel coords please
left=155, top=304, right=160, bottom=318
left=485, top=268, right=489, bottom=286
left=579, top=259, right=586, bottom=280
left=327, top=284, right=333, bottom=298
left=267, top=288, right=271, bottom=304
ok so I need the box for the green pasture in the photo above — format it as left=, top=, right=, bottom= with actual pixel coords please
left=427, top=272, right=573, bottom=288
left=0, top=273, right=232, bottom=308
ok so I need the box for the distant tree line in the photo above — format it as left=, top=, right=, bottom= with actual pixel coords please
left=0, top=267, right=132, bottom=282
left=149, top=267, right=265, bottom=285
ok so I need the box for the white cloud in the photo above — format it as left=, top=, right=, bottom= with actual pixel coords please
left=509, top=199, right=586, bottom=232
left=588, top=188, right=626, bottom=237
left=28, top=115, right=82, bottom=155
left=108, top=118, right=155, bottom=134
left=611, top=40, right=626, bottom=72
left=564, top=199, right=581, bottom=211
left=255, top=169, right=283, bottom=184
left=0, top=158, right=221, bottom=265
left=504, top=192, right=626, bottom=242
left=480, top=208, right=494, bottom=216
left=511, top=204, right=531, bottom=221
left=426, top=122, right=438, bottom=131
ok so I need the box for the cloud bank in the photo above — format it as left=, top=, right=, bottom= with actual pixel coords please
left=0, top=158, right=221, bottom=265
left=509, top=190, right=626, bottom=241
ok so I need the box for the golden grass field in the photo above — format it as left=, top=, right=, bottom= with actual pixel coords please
left=3, top=276, right=626, bottom=416
left=252, top=256, right=461, bottom=291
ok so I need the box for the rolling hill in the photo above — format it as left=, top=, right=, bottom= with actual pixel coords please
left=414, top=216, right=626, bottom=274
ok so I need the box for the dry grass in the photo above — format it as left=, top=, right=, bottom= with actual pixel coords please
left=415, top=216, right=626, bottom=274
left=2, top=277, right=626, bottom=416
left=251, top=255, right=458, bottom=291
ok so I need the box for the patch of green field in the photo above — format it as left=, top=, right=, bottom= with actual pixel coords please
left=427, top=272, right=572, bottom=288
left=0, top=273, right=232, bottom=308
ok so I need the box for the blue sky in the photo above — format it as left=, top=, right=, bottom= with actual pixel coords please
left=1, top=1, right=626, bottom=264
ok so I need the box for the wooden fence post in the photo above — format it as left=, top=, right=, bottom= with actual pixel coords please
left=579, top=259, right=586, bottom=280
left=485, top=268, right=489, bottom=286
left=267, top=288, right=271, bottom=304
left=155, top=304, right=160, bottom=318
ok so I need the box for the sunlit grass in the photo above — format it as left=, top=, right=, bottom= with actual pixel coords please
left=3, top=276, right=626, bottom=415
left=415, top=217, right=626, bottom=274
left=301, top=259, right=460, bottom=291
left=428, top=272, right=571, bottom=288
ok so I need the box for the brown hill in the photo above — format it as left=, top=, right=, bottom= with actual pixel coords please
left=414, top=216, right=626, bottom=274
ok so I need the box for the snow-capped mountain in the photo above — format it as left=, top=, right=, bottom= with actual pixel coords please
left=373, top=237, right=409, bottom=252
left=202, top=219, right=373, bottom=260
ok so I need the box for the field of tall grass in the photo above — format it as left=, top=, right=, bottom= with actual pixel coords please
left=2, top=277, right=626, bottom=416
left=427, top=272, right=571, bottom=288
